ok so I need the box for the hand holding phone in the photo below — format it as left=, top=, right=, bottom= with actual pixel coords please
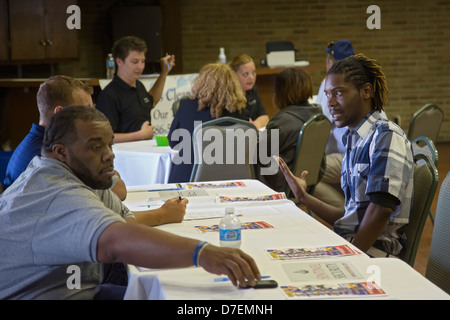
left=239, top=279, right=278, bottom=289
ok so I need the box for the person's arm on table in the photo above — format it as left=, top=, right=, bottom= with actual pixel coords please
left=251, top=115, right=269, bottom=130
left=97, top=222, right=261, bottom=287
left=113, top=121, right=155, bottom=143
left=133, top=197, right=188, bottom=226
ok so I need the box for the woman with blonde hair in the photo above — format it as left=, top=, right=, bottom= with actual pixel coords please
left=229, top=54, right=269, bottom=129
left=167, top=63, right=249, bottom=183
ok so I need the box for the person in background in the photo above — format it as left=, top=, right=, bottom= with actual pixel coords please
left=96, top=36, right=175, bottom=143
left=0, top=105, right=260, bottom=299
left=317, top=40, right=355, bottom=155
left=3, top=75, right=186, bottom=226
left=313, top=40, right=355, bottom=209
left=167, top=63, right=248, bottom=183
left=277, top=54, right=414, bottom=257
left=2, top=75, right=126, bottom=200
left=229, top=54, right=269, bottom=130
left=256, top=67, right=323, bottom=192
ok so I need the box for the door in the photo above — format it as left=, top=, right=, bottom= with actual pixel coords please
left=8, top=0, right=78, bottom=61
left=9, top=0, right=47, bottom=60
left=43, top=0, right=78, bottom=59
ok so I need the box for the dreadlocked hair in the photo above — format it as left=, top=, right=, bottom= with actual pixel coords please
left=328, top=53, right=388, bottom=111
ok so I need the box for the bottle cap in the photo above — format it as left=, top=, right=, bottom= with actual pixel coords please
left=225, top=207, right=234, bottom=214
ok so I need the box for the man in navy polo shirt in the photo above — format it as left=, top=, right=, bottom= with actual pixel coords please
left=96, top=36, right=175, bottom=143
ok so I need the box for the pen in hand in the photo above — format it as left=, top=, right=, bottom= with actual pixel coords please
left=166, top=52, right=171, bottom=71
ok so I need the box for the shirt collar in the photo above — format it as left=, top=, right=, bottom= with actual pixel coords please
left=342, top=110, right=382, bottom=147
left=31, top=123, right=45, bottom=136
left=114, top=74, right=136, bottom=91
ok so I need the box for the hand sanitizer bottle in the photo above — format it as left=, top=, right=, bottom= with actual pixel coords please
left=218, top=47, right=226, bottom=64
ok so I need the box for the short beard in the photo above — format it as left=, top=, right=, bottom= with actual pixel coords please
left=68, top=149, right=112, bottom=190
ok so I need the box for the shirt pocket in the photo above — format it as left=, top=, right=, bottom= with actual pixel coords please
left=352, top=163, right=370, bottom=202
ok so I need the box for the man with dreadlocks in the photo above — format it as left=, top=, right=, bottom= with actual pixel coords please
left=277, top=54, right=414, bottom=258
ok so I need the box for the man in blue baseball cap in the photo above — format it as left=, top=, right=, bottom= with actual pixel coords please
left=319, top=40, right=355, bottom=154
left=314, top=40, right=355, bottom=209
left=324, top=40, right=355, bottom=63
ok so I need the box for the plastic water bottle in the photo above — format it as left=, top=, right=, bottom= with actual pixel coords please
left=218, top=47, right=226, bottom=64
left=106, top=53, right=115, bottom=79
left=219, top=207, right=241, bottom=248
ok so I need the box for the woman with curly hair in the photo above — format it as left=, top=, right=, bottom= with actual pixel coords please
left=167, top=63, right=249, bottom=183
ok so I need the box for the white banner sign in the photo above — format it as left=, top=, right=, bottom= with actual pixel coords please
left=99, top=73, right=198, bottom=134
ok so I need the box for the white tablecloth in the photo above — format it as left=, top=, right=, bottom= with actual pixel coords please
left=113, top=140, right=176, bottom=186
left=122, top=179, right=449, bottom=300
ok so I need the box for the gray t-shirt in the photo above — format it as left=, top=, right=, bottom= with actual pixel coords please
left=93, top=188, right=135, bottom=221
left=0, top=157, right=126, bottom=299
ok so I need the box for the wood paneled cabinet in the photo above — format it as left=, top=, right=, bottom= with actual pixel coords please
left=7, top=0, right=78, bottom=61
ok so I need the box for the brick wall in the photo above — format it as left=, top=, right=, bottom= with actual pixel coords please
left=57, top=0, right=449, bottom=142
left=56, top=0, right=117, bottom=78
left=178, top=0, right=450, bottom=142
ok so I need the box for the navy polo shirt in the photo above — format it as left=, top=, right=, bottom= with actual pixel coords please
left=245, top=85, right=267, bottom=121
left=3, top=123, right=44, bottom=189
left=96, top=75, right=154, bottom=133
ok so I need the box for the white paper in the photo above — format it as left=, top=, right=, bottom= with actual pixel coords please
left=184, top=208, right=242, bottom=221
left=282, top=261, right=363, bottom=282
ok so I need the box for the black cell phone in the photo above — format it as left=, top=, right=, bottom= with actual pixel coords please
left=239, top=279, right=278, bottom=289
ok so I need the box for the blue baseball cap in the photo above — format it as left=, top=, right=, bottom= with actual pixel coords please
left=324, top=40, right=355, bottom=60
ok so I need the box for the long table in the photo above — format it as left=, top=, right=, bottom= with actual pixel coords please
left=112, top=139, right=176, bottom=186
left=122, top=179, right=449, bottom=300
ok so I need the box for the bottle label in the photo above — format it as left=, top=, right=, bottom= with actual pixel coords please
left=220, top=229, right=241, bottom=242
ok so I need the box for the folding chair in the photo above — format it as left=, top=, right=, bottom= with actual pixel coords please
left=411, top=136, right=438, bottom=166
left=290, top=114, right=331, bottom=195
left=411, top=136, right=439, bottom=225
left=426, top=171, right=450, bottom=294
left=189, top=117, right=258, bottom=182
left=407, top=103, right=444, bottom=143
left=401, top=153, right=439, bottom=267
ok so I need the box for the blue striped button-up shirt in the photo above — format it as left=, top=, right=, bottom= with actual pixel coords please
left=334, top=110, right=414, bottom=255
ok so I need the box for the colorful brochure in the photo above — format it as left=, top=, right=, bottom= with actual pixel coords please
left=216, top=192, right=287, bottom=203
left=281, top=282, right=386, bottom=299
left=186, top=181, right=246, bottom=189
left=195, top=221, right=274, bottom=233
left=267, top=245, right=363, bottom=260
